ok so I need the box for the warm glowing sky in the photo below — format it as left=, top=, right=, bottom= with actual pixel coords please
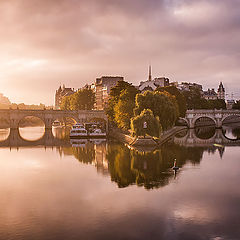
left=0, top=0, right=239, bottom=105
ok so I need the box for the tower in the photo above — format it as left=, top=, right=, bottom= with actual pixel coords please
left=148, top=65, right=152, bottom=81
left=217, top=82, right=225, bottom=100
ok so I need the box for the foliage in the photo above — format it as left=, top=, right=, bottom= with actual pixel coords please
left=134, top=90, right=179, bottom=131
left=113, top=86, right=139, bottom=130
left=207, top=99, right=226, bottom=109
left=60, top=96, right=71, bottom=110
left=60, top=88, right=95, bottom=110
left=156, top=86, right=187, bottom=117
left=105, top=81, right=135, bottom=123
left=182, top=88, right=226, bottom=110
left=233, top=100, right=240, bottom=109
left=130, top=109, right=162, bottom=137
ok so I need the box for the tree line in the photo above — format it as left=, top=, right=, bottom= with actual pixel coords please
left=106, top=81, right=227, bottom=138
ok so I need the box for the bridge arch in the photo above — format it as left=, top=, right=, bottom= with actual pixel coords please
left=192, top=116, right=217, bottom=128
left=222, top=114, right=240, bottom=125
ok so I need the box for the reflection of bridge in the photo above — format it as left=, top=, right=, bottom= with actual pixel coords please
left=174, top=129, right=240, bottom=147
left=0, top=129, right=70, bottom=148
left=183, top=109, right=240, bottom=128
left=0, top=109, right=107, bottom=129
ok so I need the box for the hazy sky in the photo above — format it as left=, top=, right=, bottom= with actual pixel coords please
left=0, top=0, right=239, bottom=105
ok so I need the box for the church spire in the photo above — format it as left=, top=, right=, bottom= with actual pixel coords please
left=148, top=65, right=152, bottom=81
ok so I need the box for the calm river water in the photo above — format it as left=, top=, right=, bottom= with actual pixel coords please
left=0, top=125, right=240, bottom=240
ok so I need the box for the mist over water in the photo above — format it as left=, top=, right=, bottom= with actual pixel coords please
left=0, top=126, right=239, bottom=240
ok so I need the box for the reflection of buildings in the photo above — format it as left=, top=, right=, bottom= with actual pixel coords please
left=94, top=76, right=124, bottom=110
left=93, top=141, right=108, bottom=175
left=55, top=85, right=75, bottom=109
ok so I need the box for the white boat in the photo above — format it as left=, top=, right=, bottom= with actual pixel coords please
left=89, top=128, right=106, bottom=138
left=70, top=123, right=106, bottom=139
left=70, top=127, right=88, bottom=138
left=72, top=123, right=84, bottom=129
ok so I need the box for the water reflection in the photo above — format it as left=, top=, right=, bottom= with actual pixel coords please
left=222, top=124, right=240, bottom=140
left=0, top=128, right=9, bottom=141
left=194, top=126, right=216, bottom=139
left=1, top=126, right=240, bottom=191
left=1, top=126, right=240, bottom=239
left=19, top=126, right=45, bottom=141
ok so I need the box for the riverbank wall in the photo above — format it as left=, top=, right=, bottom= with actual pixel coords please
left=109, top=126, right=187, bottom=148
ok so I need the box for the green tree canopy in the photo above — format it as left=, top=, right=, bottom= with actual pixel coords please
left=131, top=109, right=162, bottom=137
left=182, top=88, right=226, bottom=110
left=106, top=80, right=138, bottom=124
left=156, top=86, right=187, bottom=117
left=134, top=91, right=179, bottom=131
left=60, top=88, right=95, bottom=110
left=233, top=100, right=240, bottom=110
left=114, top=86, right=139, bottom=130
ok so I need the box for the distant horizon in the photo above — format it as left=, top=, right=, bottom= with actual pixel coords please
left=0, top=0, right=239, bottom=105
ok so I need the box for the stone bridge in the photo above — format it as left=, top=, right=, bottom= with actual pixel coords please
left=183, top=109, right=240, bottom=128
left=0, top=129, right=70, bottom=148
left=174, top=128, right=240, bottom=147
left=0, top=109, right=107, bottom=129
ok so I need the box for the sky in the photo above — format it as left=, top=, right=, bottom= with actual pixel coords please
left=0, top=0, right=239, bottom=105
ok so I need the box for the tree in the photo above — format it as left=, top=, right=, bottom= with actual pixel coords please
left=233, top=100, right=240, bottom=110
left=208, top=99, right=226, bottom=109
left=131, top=109, right=162, bottom=137
left=156, top=86, right=187, bottom=117
left=105, top=81, right=134, bottom=123
left=60, top=89, right=95, bottom=110
left=113, top=86, right=139, bottom=130
left=60, top=96, right=71, bottom=110
left=134, top=91, right=178, bottom=131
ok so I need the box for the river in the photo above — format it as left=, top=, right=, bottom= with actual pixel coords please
left=0, top=125, right=239, bottom=240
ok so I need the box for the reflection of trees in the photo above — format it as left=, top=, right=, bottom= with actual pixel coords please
left=107, top=143, right=135, bottom=188
left=106, top=142, right=207, bottom=190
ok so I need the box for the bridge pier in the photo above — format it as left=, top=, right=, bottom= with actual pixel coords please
left=9, top=118, right=19, bottom=129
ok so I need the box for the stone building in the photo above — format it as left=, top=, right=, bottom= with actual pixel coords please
left=203, top=82, right=225, bottom=100
left=55, top=85, right=75, bottom=109
left=203, top=88, right=218, bottom=100
left=94, top=76, right=124, bottom=110
left=217, top=82, right=225, bottom=100
left=138, top=66, right=169, bottom=92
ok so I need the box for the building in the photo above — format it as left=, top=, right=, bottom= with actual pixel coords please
left=226, top=99, right=235, bottom=109
left=177, top=82, right=203, bottom=92
left=217, top=82, right=225, bottom=100
left=55, top=85, right=75, bottom=109
left=203, top=88, right=218, bottom=100
left=138, top=66, right=169, bottom=92
left=94, top=76, right=124, bottom=110
left=202, top=82, right=225, bottom=101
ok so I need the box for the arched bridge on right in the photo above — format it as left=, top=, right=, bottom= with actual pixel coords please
left=182, top=109, right=240, bottom=128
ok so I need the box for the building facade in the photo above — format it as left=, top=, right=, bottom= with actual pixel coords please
left=203, top=82, right=225, bottom=101
left=203, top=88, right=218, bottom=100
left=217, top=82, right=225, bottom=100
left=55, top=85, right=75, bottom=109
left=94, top=76, right=124, bottom=110
left=138, top=66, right=169, bottom=92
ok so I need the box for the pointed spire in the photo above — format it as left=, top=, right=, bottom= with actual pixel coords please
left=148, top=65, right=152, bottom=81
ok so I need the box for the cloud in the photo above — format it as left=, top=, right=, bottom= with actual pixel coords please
left=0, top=0, right=240, bottom=104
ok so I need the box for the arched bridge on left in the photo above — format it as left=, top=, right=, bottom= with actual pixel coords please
left=0, top=109, right=108, bottom=129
